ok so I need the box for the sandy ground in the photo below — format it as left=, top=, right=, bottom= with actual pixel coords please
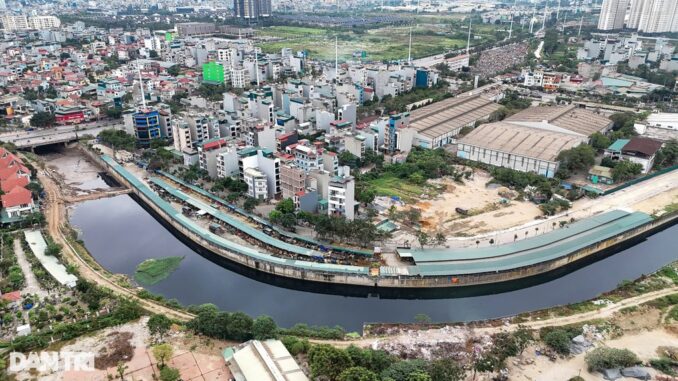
left=413, top=172, right=543, bottom=236
left=11, top=317, right=233, bottom=381
left=506, top=328, right=678, bottom=381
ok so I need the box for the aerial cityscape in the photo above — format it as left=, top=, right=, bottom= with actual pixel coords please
left=0, top=0, right=676, bottom=380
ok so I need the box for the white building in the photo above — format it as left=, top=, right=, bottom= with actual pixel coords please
left=328, top=172, right=356, bottom=220
left=598, top=0, right=630, bottom=30
left=243, top=167, right=269, bottom=200
left=627, top=0, right=678, bottom=33
left=238, top=148, right=281, bottom=198
left=646, top=113, right=678, bottom=130
left=198, top=139, right=230, bottom=178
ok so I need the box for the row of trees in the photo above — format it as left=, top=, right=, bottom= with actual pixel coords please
left=186, top=303, right=345, bottom=341
left=305, top=326, right=533, bottom=381
left=98, top=129, right=137, bottom=151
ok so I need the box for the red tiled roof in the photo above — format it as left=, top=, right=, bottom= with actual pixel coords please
left=0, top=165, right=29, bottom=181
left=622, top=137, right=663, bottom=157
left=1, top=175, right=29, bottom=193
left=0, top=291, right=21, bottom=302
left=202, top=139, right=227, bottom=151
left=1, top=186, right=32, bottom=208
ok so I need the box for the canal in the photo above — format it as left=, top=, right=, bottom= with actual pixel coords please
left=70, top=194, right=678, bottom=331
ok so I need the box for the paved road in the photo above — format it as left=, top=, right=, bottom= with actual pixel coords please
left=0, top=121, right=125, bottom=148
left=13, top=235, right=48, bottom=299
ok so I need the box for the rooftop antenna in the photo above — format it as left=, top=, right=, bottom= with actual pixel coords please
left=335, top=35, right=338, bottom=79
left=466, top=17, right=472, bottom=55
left=541, top=4, right=548, bottom=31
left=530, top=7, right=536, bottom=33
left=136, top=59, right=146, bottom=109
left=578, top=14, right=584, bottom=36
left=408, top=26, right=413, bottom=64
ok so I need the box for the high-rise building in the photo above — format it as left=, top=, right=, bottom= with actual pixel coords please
left=627, top=0, right=678, bottom=33
left=233, top=0, right=272, bottom=19
left=133, top=109, right=162, bottom=148
left=597, top=0, right=630, bottom=30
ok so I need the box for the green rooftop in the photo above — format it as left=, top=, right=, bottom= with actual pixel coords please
left=607, top=139, right=630, bottom=151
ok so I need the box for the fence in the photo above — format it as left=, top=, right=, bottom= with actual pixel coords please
left=602, top=165, right=678, bottom=196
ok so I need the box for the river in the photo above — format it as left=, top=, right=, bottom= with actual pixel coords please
left=70, top=194, right=678, bottom=331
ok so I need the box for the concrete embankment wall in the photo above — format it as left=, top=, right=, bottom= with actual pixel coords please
left=90, top=148, right=678, bottom=289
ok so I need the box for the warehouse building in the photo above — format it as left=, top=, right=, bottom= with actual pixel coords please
left=409, top=89, right=502, bottom=149
left=457, top=122, right=585, bottom=178
left=456, top=105, right=613, bottom=178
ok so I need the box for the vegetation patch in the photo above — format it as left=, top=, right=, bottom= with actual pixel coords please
left=134, top=256, right=184, bottom=286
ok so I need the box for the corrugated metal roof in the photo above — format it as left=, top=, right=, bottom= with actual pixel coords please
left=101, top=155, right=369, bottom=275
left=405, top=210, right=652, bottom=276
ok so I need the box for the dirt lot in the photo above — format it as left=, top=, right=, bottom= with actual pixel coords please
left=42, top=147, right=111, bottom=196
left=403, top=171, right=542, bottom=236
left=505, top=328, right=678, bottom=381
left=12, top=317, right=234, bottom=381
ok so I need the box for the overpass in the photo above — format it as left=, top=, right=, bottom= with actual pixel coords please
left=0, top=122, right=125, bottom=150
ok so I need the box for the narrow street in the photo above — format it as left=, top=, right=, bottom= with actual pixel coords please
left=13, top=236, right=48, bottom=299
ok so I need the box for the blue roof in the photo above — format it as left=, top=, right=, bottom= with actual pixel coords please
left=607, top=139, right=630, bottom=151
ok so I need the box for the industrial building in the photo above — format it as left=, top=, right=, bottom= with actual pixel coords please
left=410, top=93, right=501, bottom=149
left=457, top=105, right=613, bottom=178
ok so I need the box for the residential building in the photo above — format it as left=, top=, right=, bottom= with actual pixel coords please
left=216, top=146, right=240, bottom=178
left=292, top=142, right=322, bottom=173
left=280, top=164, right=306, bottom=200
left=243, top=167, right=269, bottom=200
left=627, top=0, right=678, bottom=33
left=598, top=0, right=630, bottom=30
left=619, top=137, right=663, bottom=173
left=198, top=138, right=229, bottom=178
left=203, top=61, right=225, bottom=83
left=234, top=0, right=272, bottom=19
left=328, top=173, right=356, bottom=220
left=238, top=147, right=281, bottom=198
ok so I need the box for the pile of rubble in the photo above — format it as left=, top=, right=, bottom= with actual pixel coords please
left=370, top=326, right=491, bottom=362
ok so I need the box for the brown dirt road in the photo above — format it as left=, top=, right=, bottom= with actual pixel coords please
left=36, top=167, right=195, bottom=322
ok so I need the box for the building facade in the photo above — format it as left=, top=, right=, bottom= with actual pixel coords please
left=598, top=0, right=630, bottom=30
left=133, top=109, right=162, bottom=148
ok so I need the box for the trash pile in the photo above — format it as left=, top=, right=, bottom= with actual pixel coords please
left=371, top=326, right=491, bottom=362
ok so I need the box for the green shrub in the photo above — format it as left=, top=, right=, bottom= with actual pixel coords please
left=585, top=347, right=640, bottom=372
left=542, top=329, right=572, bottom=355
left=650, top=357, right=678, bottom=376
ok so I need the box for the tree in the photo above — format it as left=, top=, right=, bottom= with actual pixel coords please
left=308, top=344, right=353, bottom=381
left=513, top=325, right=533, bottom=355
left=381, top=360, right=428, bottom=381
left=338, top=367, right=380, bottom=381
left=407, top=371, right=432, bottom=381
left=589, top=132, right=611, bottom=150
left=654, top=139, right=678, bottom=169
left=243, top=197, right=258, bottom=212
left=611, top=160, right=642, bottom=182
left=227, top=312, right=253, bottom=341
left=149, top=50, right=159, bottom=58
left=276, top=198, right=295, bottom=214
left=585, top=347, right=640, bottom=372
left=152, top=343, right=174, bottom=368
left=30, top=112, right=56, bottom=128
left=116, top=362, right=128, bottom=380
left=427, top=358, right=464, bottom=381
left=434, top=232, right=446, bottom=246
left=416, top=231, right=429, bottom=249
left=148, top=314, right=172, bottom=342
left=167, top=65, right=181, bottom=76
left=557, top=144, right=595, bottom=173
left=60, top=52, right=71, bottom=60
left=159, top=366, right=180, bottom=381
left=252, top=315, right=277, bottom=340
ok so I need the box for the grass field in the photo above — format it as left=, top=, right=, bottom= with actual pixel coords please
left=135, top=256, right=184, bottom=286
left=259, top=26, right=467, bottom=62
left=368, top=175, right=440, bottom=203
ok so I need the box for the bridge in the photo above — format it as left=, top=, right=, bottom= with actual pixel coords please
left=0, top=122, right=125, bottom=150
